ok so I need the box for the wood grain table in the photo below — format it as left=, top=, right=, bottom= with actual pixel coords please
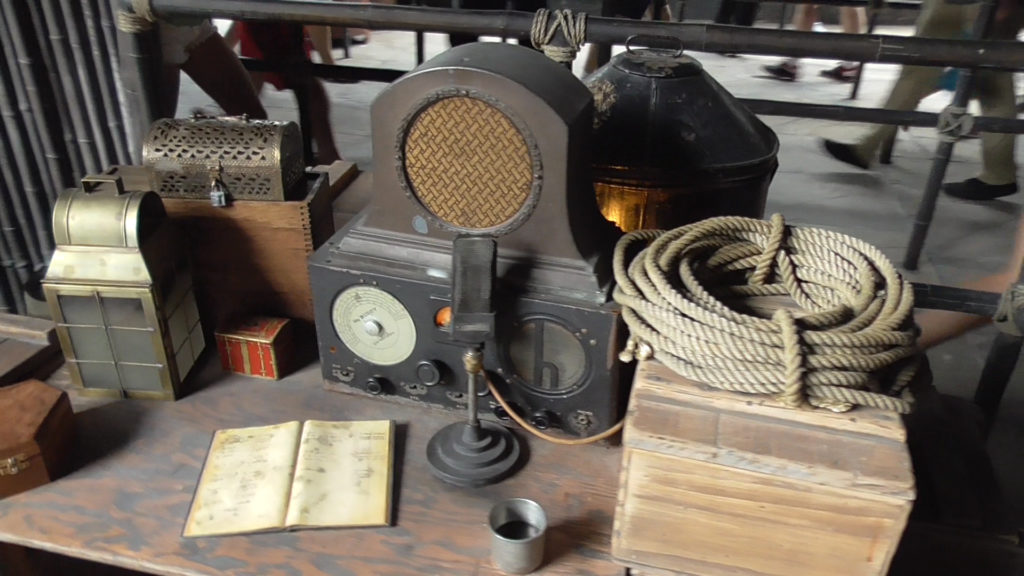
left=0, top=358, right=627, bottom=576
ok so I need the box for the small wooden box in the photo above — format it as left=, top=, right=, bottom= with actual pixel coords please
left=216, top=317, right=294, bottom=380
left=0, top=380, right=74, bottom=499
left=613, top=360, right=915, bottom=576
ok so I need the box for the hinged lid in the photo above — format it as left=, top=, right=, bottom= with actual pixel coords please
left=0, top=380, right=66, bottom=460
left=216, top=317, right=290, bottom=344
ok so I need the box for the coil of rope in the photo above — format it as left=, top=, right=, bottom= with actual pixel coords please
left=613, top=214, right=920, bottom=414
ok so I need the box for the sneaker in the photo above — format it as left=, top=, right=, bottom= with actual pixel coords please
left=762, top=61, right=798, bottom=82
left=943, top=178, right=1018, bottom=201
left=820, top=63, right=860, bottom=83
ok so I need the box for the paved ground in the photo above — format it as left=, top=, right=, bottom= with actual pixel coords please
left=180, top=23, right=1024, bottom=527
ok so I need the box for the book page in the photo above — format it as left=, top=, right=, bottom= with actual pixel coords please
left=285, top=420, right=394, bottom=529
left=183, top=421, right=302, bottom=537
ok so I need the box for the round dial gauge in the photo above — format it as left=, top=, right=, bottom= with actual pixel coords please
left=507, top=318, right=588, bottom=394
left=332, top=286, right=417, bottom=366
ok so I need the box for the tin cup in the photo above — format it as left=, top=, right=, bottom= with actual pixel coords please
left=489, top=498, right=547, bottom=574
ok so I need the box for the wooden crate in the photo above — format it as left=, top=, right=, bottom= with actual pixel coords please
left=613, top=360, right=915, bottom=576
left=159, top=162, right=358, bottom=332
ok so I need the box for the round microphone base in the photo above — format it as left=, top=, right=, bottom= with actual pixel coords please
left=426, top=421, right=524, bottom=487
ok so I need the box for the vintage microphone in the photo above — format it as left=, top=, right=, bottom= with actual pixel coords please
left=426, top=235, right=524, bottom=487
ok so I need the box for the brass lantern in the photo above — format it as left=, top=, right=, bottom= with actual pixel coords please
left=42, top=170, right=205, bottom=400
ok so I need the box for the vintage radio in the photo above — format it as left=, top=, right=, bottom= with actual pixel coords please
left=310, top=42, right=627, bottom=436
left=142, top=115, right=305, bottom=202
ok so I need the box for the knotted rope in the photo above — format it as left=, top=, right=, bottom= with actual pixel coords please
left=530, top=9, right=588, bottom=64
left=117, top=0, right=156, bottom=32
left=613, top=214, right=919, bottom=414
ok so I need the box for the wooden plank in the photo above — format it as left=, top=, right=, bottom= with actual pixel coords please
left=0, top=315, right=61, bottom=387
left=0, top=313, right=56, bottom=346
left=310, top=161, right=360, bottom=246
left=615, top=450, right=911, bottom=576
left=626, top=387, right=914, bottom=499
left=0, top=360, right=626, bottom=576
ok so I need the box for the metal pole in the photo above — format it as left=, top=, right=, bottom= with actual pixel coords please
left=115, top=24, right=161, bottom=159
left=0, top=3, right=61, bottom=213
left=974, top=331, right=1022, bottom=432
left=0, top=130, right=33, bottom=315
left=0, top=42, right=48, bottom=267
left=97, top=0, right=135, bottom=164
left=23, top=0, right=85, bottom=181
left=36, top=0, right=102, bottom=173
left=847, top=0, right=879, bottom=100
left=0, top=233, right=27, bottom=315
left=3, top=2, right=72, bottom=205
left=140, top=0, right=1024, bottom=71
left=903, top=0, right=996, bottom=270
left=65, top=0, right=119, bottom=167
left=740, top=98, right=1024, bottom=133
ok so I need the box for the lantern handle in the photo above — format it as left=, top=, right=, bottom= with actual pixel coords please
left=624, top=34, right=684, bottom=58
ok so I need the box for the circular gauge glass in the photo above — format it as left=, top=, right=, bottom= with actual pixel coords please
left=332, top=285, right=417, bottom=366
left=507, top=318, right=588, bottom=394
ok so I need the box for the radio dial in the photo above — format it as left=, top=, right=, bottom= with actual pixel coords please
left=365, top=377, right=386, bottom=395
left=363, top=319, right=384, bottom=337
left=331, top=285, right=417, bottom=366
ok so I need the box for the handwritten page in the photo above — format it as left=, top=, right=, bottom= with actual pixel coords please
left=285, top=420, right=394, bottom=528
left=183, top=421, right=302, bottom=537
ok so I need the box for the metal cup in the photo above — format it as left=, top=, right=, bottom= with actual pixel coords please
left=489, top=498, right=547, bottom=574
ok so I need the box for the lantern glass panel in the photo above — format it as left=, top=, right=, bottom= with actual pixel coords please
left=175, top=341, right=195, bottom=381
left=110, top=328, right=159, bottom=364
left=75, top=361, right=121, bottom=389
left=59, top=295, right=102, bottom=325
left=118, top=363, right=165, bottom=391
left=168, top=304, right=189, bottom=351
left=68, top=326, right=114, bottom=361
left=102, top=297, right=149, bottom=329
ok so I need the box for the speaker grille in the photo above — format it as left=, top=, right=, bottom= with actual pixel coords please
left=404, top=96, right=534, bottom=231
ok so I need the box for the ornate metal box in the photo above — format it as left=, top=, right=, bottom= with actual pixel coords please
left=142, top=116, right=305, bottom=202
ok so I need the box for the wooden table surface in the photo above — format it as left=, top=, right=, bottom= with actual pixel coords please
left=0, top=359, right=627, bottom=576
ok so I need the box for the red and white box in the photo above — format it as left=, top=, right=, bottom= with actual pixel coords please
left=215, top=317, right=294, bottom=380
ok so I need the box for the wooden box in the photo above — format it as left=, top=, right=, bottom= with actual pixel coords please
left=215, top=317, right=294, bottom=380
left=613, top=360, right=915, bottom=576
left=0, top=380, right=74, bottom=499
left=150, top=161, right=357, bottom=332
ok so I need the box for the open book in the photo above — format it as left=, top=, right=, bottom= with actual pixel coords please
left=183, top=420, right=394, bottom=538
